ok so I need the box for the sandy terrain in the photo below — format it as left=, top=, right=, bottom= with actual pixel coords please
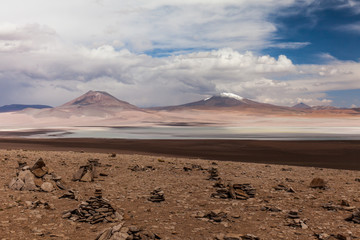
left=0, top=147, right=359, bottom=240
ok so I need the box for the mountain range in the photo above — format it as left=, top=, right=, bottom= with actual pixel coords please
left=0, top=90, right=357, bottom=114
left=1, top=90, right=360, bottom=128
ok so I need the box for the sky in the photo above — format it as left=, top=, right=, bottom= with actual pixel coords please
left=0, top=0, right=360, bottom=107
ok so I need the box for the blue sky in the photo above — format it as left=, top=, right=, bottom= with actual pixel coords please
left=0, top=0, right=359, bottom=107
left=264, top=1, right=360, bottom=64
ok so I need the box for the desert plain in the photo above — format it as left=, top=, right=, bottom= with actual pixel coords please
left=0, top=139, right=359, bottom=240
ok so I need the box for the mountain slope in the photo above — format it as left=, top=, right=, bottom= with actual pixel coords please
left=292, top=103, right=311, bottom=109
left=60, top=90, right=139, bottom=110
left=0, top=104, right=52, bottom=113
left=152, top=92, right=295, bottom=114
left=34, top=90, right=143, bottom=118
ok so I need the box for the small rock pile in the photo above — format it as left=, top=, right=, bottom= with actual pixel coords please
left=24, top=200, right=55, bottom=210
left=148, top=188, right=165, bottom=202
left=72, top=159, right=100, bottom=182
left=9, top=158, right=65, bottom=192
left=129, top=164, right=155, bottom=172
left=208, top=168, right=221, bottom=181
left=345, top=210, right=360, bottom=224
left=183, top=164, right=205, bottom=172
left=59, top=190, right=80, bottom=201
left=286, top=211, right=308, bottom=229
left=62, top=189, right=122, bottom=224
left=273, top=184, right=295, bottom=193
left=322, top=201, right=355, bottom=212
left=96, top=223, right=161, bottom=240
left=195, top=210, right=228, bottom=223
left=212, top=181, right=256, bottom=200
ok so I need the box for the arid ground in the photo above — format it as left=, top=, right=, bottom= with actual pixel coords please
left=0, top=139, right=359, bottom=240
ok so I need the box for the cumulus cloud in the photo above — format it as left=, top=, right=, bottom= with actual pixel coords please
left=0, top=0, right=296, bottom=53
left=0, top=19, right=360, bottom=108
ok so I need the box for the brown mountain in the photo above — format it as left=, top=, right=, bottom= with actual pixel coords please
left=152, top=92, right=296, bottom=115
left=60, top=90, right=139, bottom=110
left=34, top=91, right=142, bottom=118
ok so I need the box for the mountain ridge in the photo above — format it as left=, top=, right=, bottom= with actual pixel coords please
left=0, top=104, right=52, bottom=113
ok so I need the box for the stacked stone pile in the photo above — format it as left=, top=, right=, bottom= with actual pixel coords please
left=62, top=189, right=122, bottom=224
left=72, top=159, right=100, bottom=182
left=148, top=188, right=165, bottom=202
left=129, top=164, right=155, bottom=172
left=9, top=158, right=65, bottom=192
left=207, top=167, right=221, bottom=181
left=212, top=181, right=256, bottom=200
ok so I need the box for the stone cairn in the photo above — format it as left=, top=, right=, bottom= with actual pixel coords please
left=9, top=158, right=65, bottom=192
left=72, top=159, right=101, bottom=182
left=62, top=189, right=122, bottom=224
left=96, top=223, right=161, bottom=240
left=286, top=211, right=308, bottom=229
left=212, top=181, right=256, bottom=200
left=148, top=188, right=165, bottom=202
left=207, top=167, right=221, bottom=181
left=129, top=164, right=155, bottom=172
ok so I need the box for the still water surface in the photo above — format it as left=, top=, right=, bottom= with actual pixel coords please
left=29, top=126, right=360, bottom=140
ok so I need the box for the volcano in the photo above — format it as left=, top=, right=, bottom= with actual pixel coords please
left=153, top=92, right=295, bottom=114
left=60, top=90, right=139, bottom=110
left=34, top=90, right=142, bottom=118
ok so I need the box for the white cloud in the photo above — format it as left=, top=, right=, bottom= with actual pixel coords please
left=0, top=0, right=297, bottom=53
left=0, top=21, right=360, bottom=108
left=269, top=42, right=311, bottom=49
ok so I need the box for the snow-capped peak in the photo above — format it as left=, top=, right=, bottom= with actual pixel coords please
left=219, top=92, right=243, bottom=101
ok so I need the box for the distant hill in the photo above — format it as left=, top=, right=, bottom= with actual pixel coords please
left=292, top=103, right=311, bottom=109
left=0, top=104, right=52, bottom=113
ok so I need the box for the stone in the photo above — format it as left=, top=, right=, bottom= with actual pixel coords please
left=34, top=178, right=43, bottom=187
left=31, top=168, right=47, bottom=178
left=97, top=229, right=112, bottom=240
left=41, top=182, right=54, bottom=192
left=18, top=170, right=37, bottom=191
left=9, top=178, right=24, bottom=190
left=72, top=168, right=85, bottom=181
left=17, top=161, right=27, bottom=169
left=310, top=178, right=327, bottom=189
left=59, top=190, right=78, bottom=200
left=31, top=158, right=46, bottom=169
left=80, top=171, right=93, bottom=182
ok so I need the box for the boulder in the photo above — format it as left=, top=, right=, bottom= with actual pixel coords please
left=310, top=178, right=327, bottom=189
left=9, top=178, right=24, bottom=190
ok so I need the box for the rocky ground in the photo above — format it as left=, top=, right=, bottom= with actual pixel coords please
left=0, top=148, right=359, bottom=240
